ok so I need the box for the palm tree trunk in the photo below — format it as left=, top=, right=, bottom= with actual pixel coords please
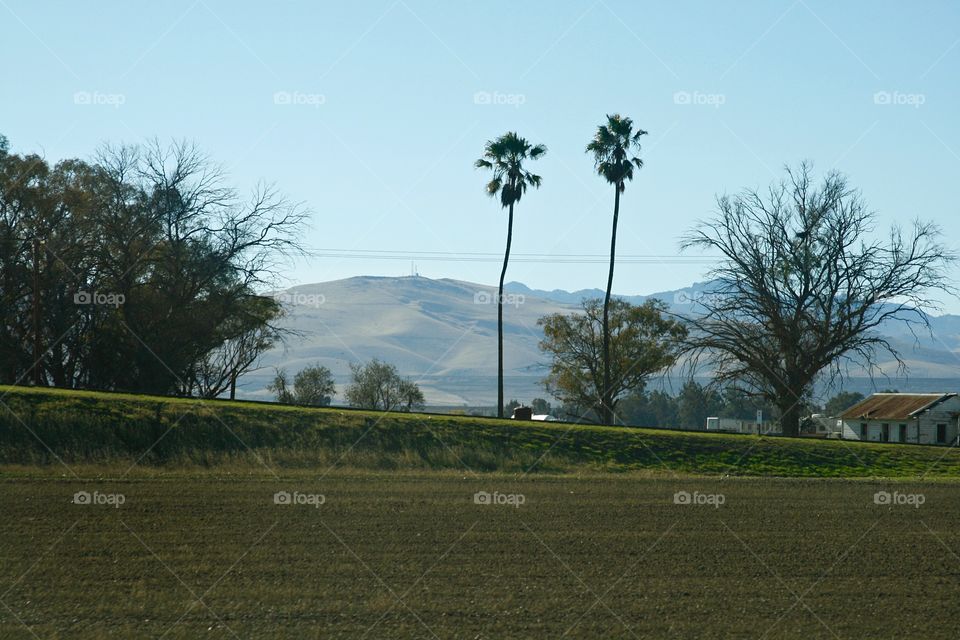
left=497, top=202, right=515, bottom=418
left=602, top=186, right=621, bottom=425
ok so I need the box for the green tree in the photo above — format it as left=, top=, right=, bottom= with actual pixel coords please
left=824, top=391, right=864, bottom=417
left=345, top=359, right=424, bottom=412
left=192, top=295, right=286, bottom=399
left=676, top=380, right=724, bottom=429
left=0, top=136, right=306, bottom=395
left=719, top=387, right=777, bottom=422
left=618, top=390, right=679, bottom=428
left=398, top=378, right=425, bottom=412
left=475, top=132, right=546, bottom=418
left=538, top=298, right=686, bottom=424
left=531, top=397, right=552, bottom=415
left=586, top=114, right=647, bottom=425
left=293, top=363, right=336, bottom=406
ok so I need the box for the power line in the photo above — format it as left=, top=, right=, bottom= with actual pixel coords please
left=309, top=248, right=717, bottom=265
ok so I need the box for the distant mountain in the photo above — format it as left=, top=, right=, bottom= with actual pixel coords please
left=237, top=276, right=960, bottom=405
left=504, top=280, right=723, bottom=313
left=503, top=282, right=645, bottom=306
left=239, top=276, right=576, bottom=405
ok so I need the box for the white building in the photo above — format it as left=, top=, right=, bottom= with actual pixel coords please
left=838, top=393, right=960, bottom=445
left=705, top=417, right=778, bottom=435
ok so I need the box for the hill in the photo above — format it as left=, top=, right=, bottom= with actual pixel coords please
left=245, top=275, right=960, bottom=405
left=247, top=275, right=576, bottom=405
left=2, top=385, right=959, bottom=478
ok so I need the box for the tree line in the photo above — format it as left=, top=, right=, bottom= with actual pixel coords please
left=505, top=386, right=865, bottom=431
left=0, top=134, right=306, bottom=397
left=478, top=118, right=953, bottom=436
left=2, top=122, right=953, bottom=439
left=267, top=359, right=424, bottom=412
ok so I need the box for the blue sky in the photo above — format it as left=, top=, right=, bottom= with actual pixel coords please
left=3, top=0, right=959, bottom=309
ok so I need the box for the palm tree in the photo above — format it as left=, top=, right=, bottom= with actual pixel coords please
left=586, top=114, right=647, bottom=425
left=475, top=132, right=546, bottom=418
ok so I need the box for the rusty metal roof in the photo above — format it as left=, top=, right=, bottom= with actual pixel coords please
left=839, top=393, right=956, bottom=421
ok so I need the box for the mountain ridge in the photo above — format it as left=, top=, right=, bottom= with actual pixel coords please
left=238, top=275, right=960, bottom=405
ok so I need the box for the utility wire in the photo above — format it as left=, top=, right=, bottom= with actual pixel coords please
left=309, top=248, right=716, bottom=264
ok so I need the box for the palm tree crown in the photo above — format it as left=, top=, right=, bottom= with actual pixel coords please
left=475, top=132, right=546, bottom=207
left=586, top=114, right=647, bottom=191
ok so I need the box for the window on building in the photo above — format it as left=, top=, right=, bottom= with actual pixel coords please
left=881, top=424, right=889, bottom=442
left=861, top=423, right=868, bottom=439
left=937, top=424, right=947, bottom=444
left=899, top=424, right=907, bottom=442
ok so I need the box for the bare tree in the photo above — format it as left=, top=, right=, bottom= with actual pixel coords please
left=680, top=163, right=955, bottom=436
left=190, top=296, right=288, bottom=399
left=267, top=368, right=294, bottom=404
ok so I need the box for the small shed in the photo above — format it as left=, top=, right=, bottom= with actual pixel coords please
left=838, top=393, right=960, bottom=445
left=511, top=406, right=533, bottom=420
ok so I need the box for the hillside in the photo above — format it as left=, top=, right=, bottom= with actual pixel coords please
left=2, top=385, right=959, bottom=478
left=246, top=276, right=577, bottom=404
left=245, top=275, right=960, bottom=405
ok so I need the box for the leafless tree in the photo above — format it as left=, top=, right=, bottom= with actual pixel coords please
left=680, top=162, right=955, bottom=436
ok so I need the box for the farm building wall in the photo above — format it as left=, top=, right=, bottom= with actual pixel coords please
left=841, top=396, right=960, bottom=445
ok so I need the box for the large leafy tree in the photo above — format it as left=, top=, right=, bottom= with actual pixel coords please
left=268, top=363, right=336, bottom=406
left=0, top=135, right=306, bottom=395
left=345, top=359, right=424, bottom=412
left=586, top=114, right=647, bottom=424
left=292, top=363, right=337, bottom=406
left=475, top=132, right=546, bottom=418
left=538, top=298, right=686, bottom=424
left=681, top=163, right=955, bottom=436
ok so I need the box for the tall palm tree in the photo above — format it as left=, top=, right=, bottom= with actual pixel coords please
left=475, top=132, right=546, bottom=418
left=586, top=114, right=647, bottom=425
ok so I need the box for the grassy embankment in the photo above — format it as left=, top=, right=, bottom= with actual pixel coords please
left=2, top=385, right=959, bottom=477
